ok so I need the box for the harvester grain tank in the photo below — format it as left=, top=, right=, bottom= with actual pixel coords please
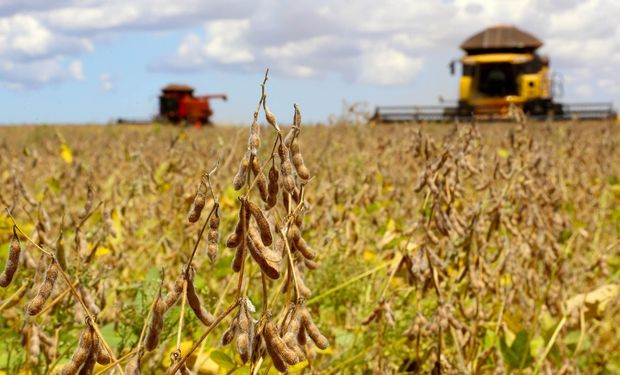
left=372, top=25, right=616, bottom=122
left=158, top=84, right=227, bottom=126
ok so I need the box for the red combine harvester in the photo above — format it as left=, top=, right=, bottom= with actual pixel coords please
left=158, top=84, right=227, bottom=126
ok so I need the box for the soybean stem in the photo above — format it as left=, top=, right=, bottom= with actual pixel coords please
left=167, top=300, right=241, bottom=374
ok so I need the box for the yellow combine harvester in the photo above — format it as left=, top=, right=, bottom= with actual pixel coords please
left=373, top=25, right=616, bottom=122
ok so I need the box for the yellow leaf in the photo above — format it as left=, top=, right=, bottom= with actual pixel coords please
left=289, top=360, right=309, bottom=372
left=611, top=184, right=620, bottom=199
left=386, top=219, right=396, bottom=232
left=405, top=241, right=419, bottom=252
left=500, top=273, right=512, bottom=287
left=565, top=284, right=620, bottom=320
left=316, top=346, right=333, bottom=355
left=164, top=341, right=195, bottom=367
left=497, top=148, right=510, bottom=159
left=109, top=209, right=123, bottom=244
left=363, top=250, right=376, bottom=261
left=60, top=143, right=73, bottom=163
left=95, top=246, right=111, bottom=257
left=193, top=351, right=221, bottom=374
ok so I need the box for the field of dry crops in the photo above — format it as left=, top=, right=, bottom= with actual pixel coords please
left=1, top=113, right=620, bottom=374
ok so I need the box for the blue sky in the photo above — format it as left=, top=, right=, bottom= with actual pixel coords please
left=0, top=0, right=618, bottom=125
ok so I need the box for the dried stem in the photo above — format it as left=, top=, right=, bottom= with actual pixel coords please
left=6, top=208, right=124, bottom=374
left=166, top=299, right=241, bottom=374
left=175, top=279, right=188, bottom=352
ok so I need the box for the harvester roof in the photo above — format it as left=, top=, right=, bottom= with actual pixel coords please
left=460, top=25, right=543, bottom=54
left=162, top=84, right=194, bottom=93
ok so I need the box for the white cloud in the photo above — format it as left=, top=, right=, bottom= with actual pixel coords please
left=42, top=0, right=249, bottom=32
left=597, top=78, right=620, bottom=95
left=204, top=19, right=254, bottom=64
left=0, top=56, right=81, bottom=88
left=68, top=59, right=83, bottom=80
left=0, top=0, right=245, bottom=88
left=152, top=0, right=620, bottom=91
left=575, top=84, right=593, bottom=98
left=0, top=14, right=52, bottom=56
left=0, top=0, right=619, bottom=97
left=0, top=12, right=91, bottom=87
left=99, top=73, right=113, bottom=92
left=357, top=46, right=423, bottom=85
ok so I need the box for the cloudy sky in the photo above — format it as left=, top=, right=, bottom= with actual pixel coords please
left=0, top=0, right=618, bottom=124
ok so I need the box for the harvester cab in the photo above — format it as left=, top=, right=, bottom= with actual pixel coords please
left=372, top=25, right=616, bottom=123
left=158, top=84, right=227, bottom=126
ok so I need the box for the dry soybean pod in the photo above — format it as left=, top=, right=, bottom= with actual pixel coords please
left=95, top=339, right=111, bottom=365
left=78, top=285, right=101, bottom=316
left=187, top=181, right=207, bottom=223
left=124, top=351, right=143, bottom=375
left=226, top=201, right=247, bottom=248
left=29, top=324, right=41, bottom=364
left=232, top=245, right=246, bottom=273
left=248, top=119, right=261, bottom=156
left=221, top=316, right=238, bottom=345
left=246, top=199, right=272, bottom=246
left=206, top=204, right=220, bottom=263
left=247, top=226, right=281, bottom=280
left=300, top=307, right=329, bottom=349
left=0, top=226, right=21, bottom=287
left=265, top=342, right=288, bottom=372
left=61, top=324, right=94, bottom=375
left=265, top=163, right=279, bottom=210
left=75, top=228, right=88, bottom=260
left=297, top=323, right=307, bottom=346
left=296, top=272, right=312, bottom=299
left=283, top=331, right=305, bottom=360
left=264, top=318, right=299, bottom=365
left=81, top=184, right=94, bottom=219
left=290, top=136, right=310, bottom=180
left=250, top=332, right=266, bottom=364
left=163, top=273, right=184, bottom=309
left=79, top=328, right=98, bottom=375
left=233, top=151, right=251, bottom=191
left=145, top=292, right=166, bottom=352
left=232, top=202, right=250, bottom=273
left=236, top=300, right=254, bottom=363
left=186, top=268, right=214, bottom=326
left=251, top=157, right=269, bottom=203
left=283, top=127, right=296, bottom=148
left=26, top=260, right=59, bottom=316
left=103, top=205, right=117, bottom=238
left=278, top=143, right=295, bottom=193
left=263, top=96, right=280, bottom=131
left=284, top=307, right=301, bottom=335
left=294, top=237, right=316, bottom=260
left=304, top=259, right=319, bottom=270
left=293, top=103, right=301, bottom=127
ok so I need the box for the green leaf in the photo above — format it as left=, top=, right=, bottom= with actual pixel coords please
left=210, top=350, right=236, bottom=370
left=47, top=177, right=61, bottom=193
left=483, top=329, right=496, bottom=350
left=144, top=266, right=161, bottom=285
left=499, top=330, right=533, bottom=369
left=100, top=323, right=123, bottom=349
left=334, top=328, right=355, bottom=351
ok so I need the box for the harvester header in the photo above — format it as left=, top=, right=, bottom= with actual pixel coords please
left=372, top=25, right=616, bottom=122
